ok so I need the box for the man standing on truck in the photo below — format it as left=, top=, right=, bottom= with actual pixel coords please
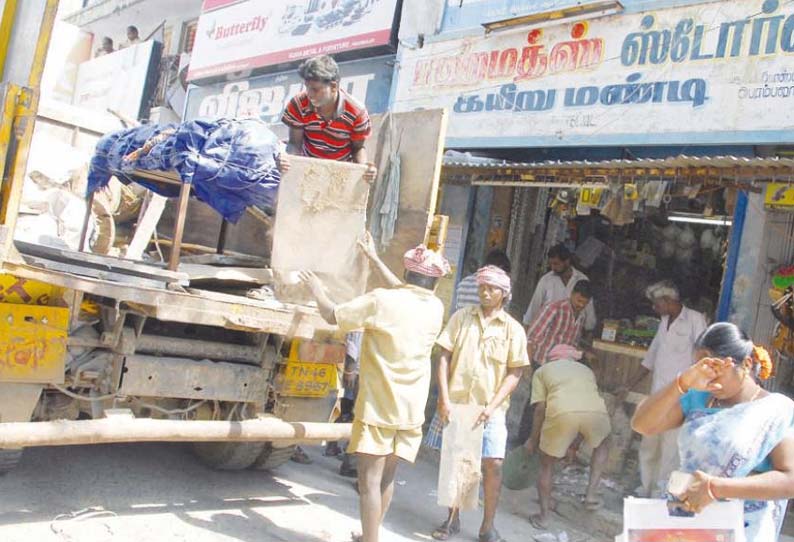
left=300, top=239, right=449, bottom=542
left=278, top=55, right=377, bottom=183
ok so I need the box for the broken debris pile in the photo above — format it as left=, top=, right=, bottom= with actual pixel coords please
left=87, top=119, right=283, bottom=223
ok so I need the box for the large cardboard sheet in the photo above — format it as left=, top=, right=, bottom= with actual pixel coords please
left=437, top=403, right=484, bottom=510
left=271, top=156, right=370, bottom=304
left=623, top=498, right=745, bottom=542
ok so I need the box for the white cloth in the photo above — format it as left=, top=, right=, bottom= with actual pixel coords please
left=641, top=306, right=708, bottom=394
left=639, top=429, right=680, bottom=497
left=522, top=267, right=596, bottom=331
left=454, top=273, right=480, bottom=311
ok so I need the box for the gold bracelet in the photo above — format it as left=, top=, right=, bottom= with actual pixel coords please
left=676, top=372, right=688, bottom=395
left=707, top=476, right=718, bottom=500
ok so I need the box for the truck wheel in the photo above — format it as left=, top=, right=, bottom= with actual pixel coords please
left=191, top=442, right=267, bottom=471
left=251, top=443, right=295, bottom=471
left=0, top=449, right=22, bottom=475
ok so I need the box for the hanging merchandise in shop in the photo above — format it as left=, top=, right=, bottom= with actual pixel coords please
left=188, top=0, right=401, bottom=82
left=184, top=56, right=394, bottom=124
left=394, top=0, right=794, bottom=147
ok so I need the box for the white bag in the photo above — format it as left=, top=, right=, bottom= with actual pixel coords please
left=623, top=498, right=746, bottom=542
left=437, top=403, right=485, bottom=510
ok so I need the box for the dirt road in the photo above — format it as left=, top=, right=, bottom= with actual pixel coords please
left=0, top=443, right=603, bottom=542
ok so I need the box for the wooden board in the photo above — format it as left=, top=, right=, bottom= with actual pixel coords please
left=270, top=156, right=370, bottom=304
left=364, top=110, right=448, bottom=286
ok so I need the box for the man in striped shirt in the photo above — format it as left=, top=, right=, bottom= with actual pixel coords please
left=526, top=280, right=593, bottom=366
left=280, top=55, right=377, bottom=182
left=454, top=250, right=511, bottom=311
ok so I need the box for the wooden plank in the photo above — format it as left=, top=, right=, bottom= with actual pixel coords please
left=124, top=193, right=167, bottom=261
left=15, top=240, right=188, bottom=284
left=365, top=110, right=448, bottom=283
left=271, top=156, right=370, bottom=304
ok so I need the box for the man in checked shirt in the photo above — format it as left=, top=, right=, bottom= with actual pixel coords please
left=526, top=280, right=594, bottom=366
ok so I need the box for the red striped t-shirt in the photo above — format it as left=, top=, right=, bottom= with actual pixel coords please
left=281, top=89, right=371, bottom=161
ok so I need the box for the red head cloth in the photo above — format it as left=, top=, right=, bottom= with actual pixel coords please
left=403, top=244, right=451, bottom=278
left=475, top=265, right=511, bottom=295
left=548, top=344, right=583, bottom=362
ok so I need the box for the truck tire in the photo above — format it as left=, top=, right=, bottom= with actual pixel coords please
left=251, top=443, right=295, bottom=471
left=0, top=449, right=22, bottom=475
left=191, top=442, right=266, bottom=471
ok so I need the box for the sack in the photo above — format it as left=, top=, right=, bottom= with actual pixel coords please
left=501, top=446, right=539, bottom=491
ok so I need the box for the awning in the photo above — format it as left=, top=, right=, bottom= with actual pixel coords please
left=442, top=154, right=794, bottom=188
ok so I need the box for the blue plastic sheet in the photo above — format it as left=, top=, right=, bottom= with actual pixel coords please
left=87, top=119, right=282, bottom=223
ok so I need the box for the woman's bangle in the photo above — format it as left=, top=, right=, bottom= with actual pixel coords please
left=676, top=372, right=688, bottom=395
left=707, top=476, right=718, bottom=500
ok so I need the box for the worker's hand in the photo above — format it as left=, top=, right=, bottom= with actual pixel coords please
left=363, top=162, right=377, bottom=184
left=680, top=471, right=716, bottom=514
left=680, top=357, right=730, bottom=393
left=357, top=231, right=378, bottom=260
left=343, top=368, right=357, bottom=390
left=437, top=399, right=452, bottom=425
left=474, top=406, right=493, bottom=428
left=276, top=153, right=291, bottom=174
left=298, top=270, right=324, bottom=299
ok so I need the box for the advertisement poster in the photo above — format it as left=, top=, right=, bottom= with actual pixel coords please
left=393, top=0, right=794, bottom=147
left=189, top=0, right=399, bottom=81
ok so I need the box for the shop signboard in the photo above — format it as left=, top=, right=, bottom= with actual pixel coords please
left=393, top=0, right=794, bottom=147
left=73, top=40, right=162, bottom=120
left=188, top=0, right=400, bottom=81
left=183, top=55, right=393, bottom=123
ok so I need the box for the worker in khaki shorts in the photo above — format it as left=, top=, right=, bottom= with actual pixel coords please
left=425, top=265, right=528, bottom=542
left=301, top=239, right=449, bottom=542
left=525, top=344, right=611, bottom=530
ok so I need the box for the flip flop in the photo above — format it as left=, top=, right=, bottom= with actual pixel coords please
left=528, top=514, right=548, bottom=530
left=478, top=528, right=506, bottom=542
left=431, top=518, right=461, bottom=540
left=583, top=498, right=603, bottom=511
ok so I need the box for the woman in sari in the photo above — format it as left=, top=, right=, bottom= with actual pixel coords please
left=631, top=322, right=794, bottom=541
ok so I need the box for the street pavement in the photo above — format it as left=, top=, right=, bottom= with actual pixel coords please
left=0, top=443, right=605, bottom=542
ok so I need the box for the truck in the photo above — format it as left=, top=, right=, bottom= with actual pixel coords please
left=0, top=1, right=448, bottom=474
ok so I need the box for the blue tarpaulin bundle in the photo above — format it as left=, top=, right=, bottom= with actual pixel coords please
left=87, top=119, right=282, bottom=223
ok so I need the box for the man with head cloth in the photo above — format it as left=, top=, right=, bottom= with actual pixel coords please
left=425, top=265, right=529, bottom=542
left=620, top=280, right=707, bottom=497
left=301, top=240, right=449, bottom=542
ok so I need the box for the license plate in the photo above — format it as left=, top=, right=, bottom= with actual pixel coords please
left=277, top=361, right=337, bottom=397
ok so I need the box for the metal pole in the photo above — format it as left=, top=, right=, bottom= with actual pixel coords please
left=717, top=190, right=749, bottom=321
left=217, top=219, right=229, bottom=254
left=0, top=417, right=352, bottom=448
left=168, top=182, right=191, bottom=271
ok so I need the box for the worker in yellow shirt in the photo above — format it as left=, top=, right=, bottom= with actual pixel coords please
left=301, top=237, right=449, bottom=542
left=425, top=265, right=529, bottom=542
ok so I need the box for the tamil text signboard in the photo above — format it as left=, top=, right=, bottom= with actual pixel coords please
left=184, top=55, right=393, bottom=123
left=393, top=0, right=794, bottom=147
left=188, top=0, right=399, bottom=81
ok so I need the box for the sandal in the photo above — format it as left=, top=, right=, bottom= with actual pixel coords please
left=528, top=514, right=548, bottom=530
left=431, top=518, right=461, bottom=540
left=478, top=528, right=506, bottom=542
left=290, top=446, right=313, bottom=465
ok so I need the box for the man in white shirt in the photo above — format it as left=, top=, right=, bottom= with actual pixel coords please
left=621, top=280, right=707, bottom=497
left=522, top=244, right=596, bottom=332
